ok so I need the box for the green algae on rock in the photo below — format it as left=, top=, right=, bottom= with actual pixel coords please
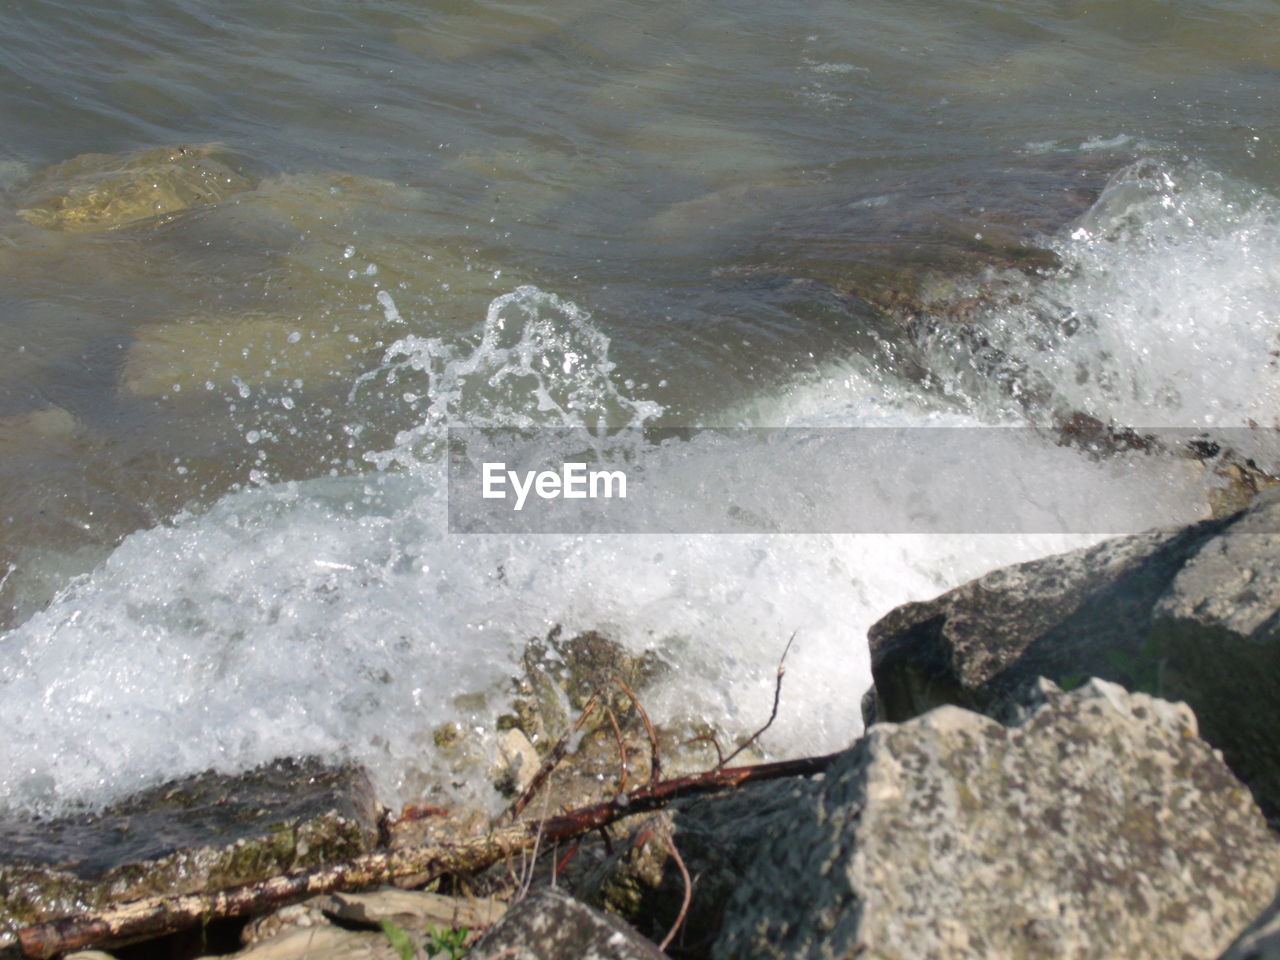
left=16, top=145, right=254, bottom=232
left=0, top=759, right=380, bottom=941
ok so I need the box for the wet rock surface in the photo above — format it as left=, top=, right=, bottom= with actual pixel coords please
left=0, top=759, right=380, bottom=938
left=16, top=144, right=254, bottom=232
left=712, top=680, right=1280, bottom=960
left=867, top=488, right=1280, bottom=816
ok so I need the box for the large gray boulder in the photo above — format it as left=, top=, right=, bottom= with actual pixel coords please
left=713, top=680, right=1280, bottom=960
left=866, top=488, right=1280, bottom=815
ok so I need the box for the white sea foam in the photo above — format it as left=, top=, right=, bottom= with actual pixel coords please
left=3, top=162, right=1278, bottom=816
left=926, top=161, right=1280, bottom=432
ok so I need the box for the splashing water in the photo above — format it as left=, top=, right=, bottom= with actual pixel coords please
left=921, top=162, right=1280, bottom=430
left=4, top=160, right=1278, bottom=817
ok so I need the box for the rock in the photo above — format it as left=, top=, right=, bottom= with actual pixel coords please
left=866, top=489, right=1280, bottom=816
left=569, top=776, right=815, bottom=949
left=469, top=887, right=666, bottom=960
left=0, top=758, right=380, bottom=938
left=713, top=680, right=1280, bottom=960
left=241, top=888, right=506, bottom=954
left=494, top=629, right=728, bottom=815
left=0, top=407, right=79, bottom=452
left=1221, top=891, right=1280, bottom=959
left=241, top=900, right=331, bottom=947
left=16, top=144, right=253, bottom=232
left=232, top=925, right=398, bottom=960
left=316, top=888, right=507, bottom=938
left=491, top=729, right=540, bottom=798
left=119, top=311, right=369, bottom=397
left=504, top=628, right=667, bottom=750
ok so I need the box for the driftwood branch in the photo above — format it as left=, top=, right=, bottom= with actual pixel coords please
left=16, top=753, right=838, bottom=959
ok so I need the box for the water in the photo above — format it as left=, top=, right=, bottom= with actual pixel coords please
left=2, top=0, right=1279, bottom=815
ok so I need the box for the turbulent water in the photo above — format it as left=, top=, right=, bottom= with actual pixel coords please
left=2, top=0, right=1279, bottom=815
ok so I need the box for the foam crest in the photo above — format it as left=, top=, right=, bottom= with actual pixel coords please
left=362, top=285, right=663, bottom=472
left=931, top=162, right=1280, bottom=429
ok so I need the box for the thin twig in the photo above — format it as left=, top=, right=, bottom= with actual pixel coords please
left=615, top=677, right=662, bottom=785
left=516, top=782, right=551, bottom=903
left=658, top=835, right=693, bottom=952
left=504, top=693, right=601, bottom=822
left=604, top=705, right=629, bottom=796
left=718, top=632, right=796, bottom=770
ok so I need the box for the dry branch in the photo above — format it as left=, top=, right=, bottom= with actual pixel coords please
left=503, top=692, right=601, bottom=823
left=615, top=676, right=662, bottom=785
left=718, top=632, right=796, bottom=770
left=16, top=753, right=838, bottom=960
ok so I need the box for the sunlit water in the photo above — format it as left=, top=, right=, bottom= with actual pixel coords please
left=2, top=0, right=1279, bottom=815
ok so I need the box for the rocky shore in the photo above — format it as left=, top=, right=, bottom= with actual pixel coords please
left=5, top=491, right=1280, bottom=959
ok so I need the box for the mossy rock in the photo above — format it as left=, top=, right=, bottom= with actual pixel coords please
left=16, top=143, right=254, bottom=232
left=0, top=758, right=380, bottom=936
left=505, top=628, right=668, bottom=751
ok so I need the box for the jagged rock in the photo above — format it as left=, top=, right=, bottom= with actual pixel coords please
left=469, top=887, right=666, bottom=960
left=0, top=759, right=380, bottom=939
left=866, top=489, right=1280, bottom=815
left=712, top=680, right=1280, bottom=960
left=16, top=144, right=253, bottom=232
left=1222, top=891, right=1280, bottom=959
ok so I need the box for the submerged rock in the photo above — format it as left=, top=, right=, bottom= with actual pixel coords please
left=711, top=680, right=1280, bottom=960
left=0, top=759, right=380, bottom=940
left=16, top=144, right=254, bottom=232
left=0, top=407, right=79, bottom=453
left=119, top=311, right=369, bottom=398
left=866, top=488, right=1280, bottom=817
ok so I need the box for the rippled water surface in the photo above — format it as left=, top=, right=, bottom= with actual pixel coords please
left=2, top=0, right=1280, bottom=813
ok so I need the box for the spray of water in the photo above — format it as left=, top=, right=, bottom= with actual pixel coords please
left=2, top=160, right=1277, bottom=817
